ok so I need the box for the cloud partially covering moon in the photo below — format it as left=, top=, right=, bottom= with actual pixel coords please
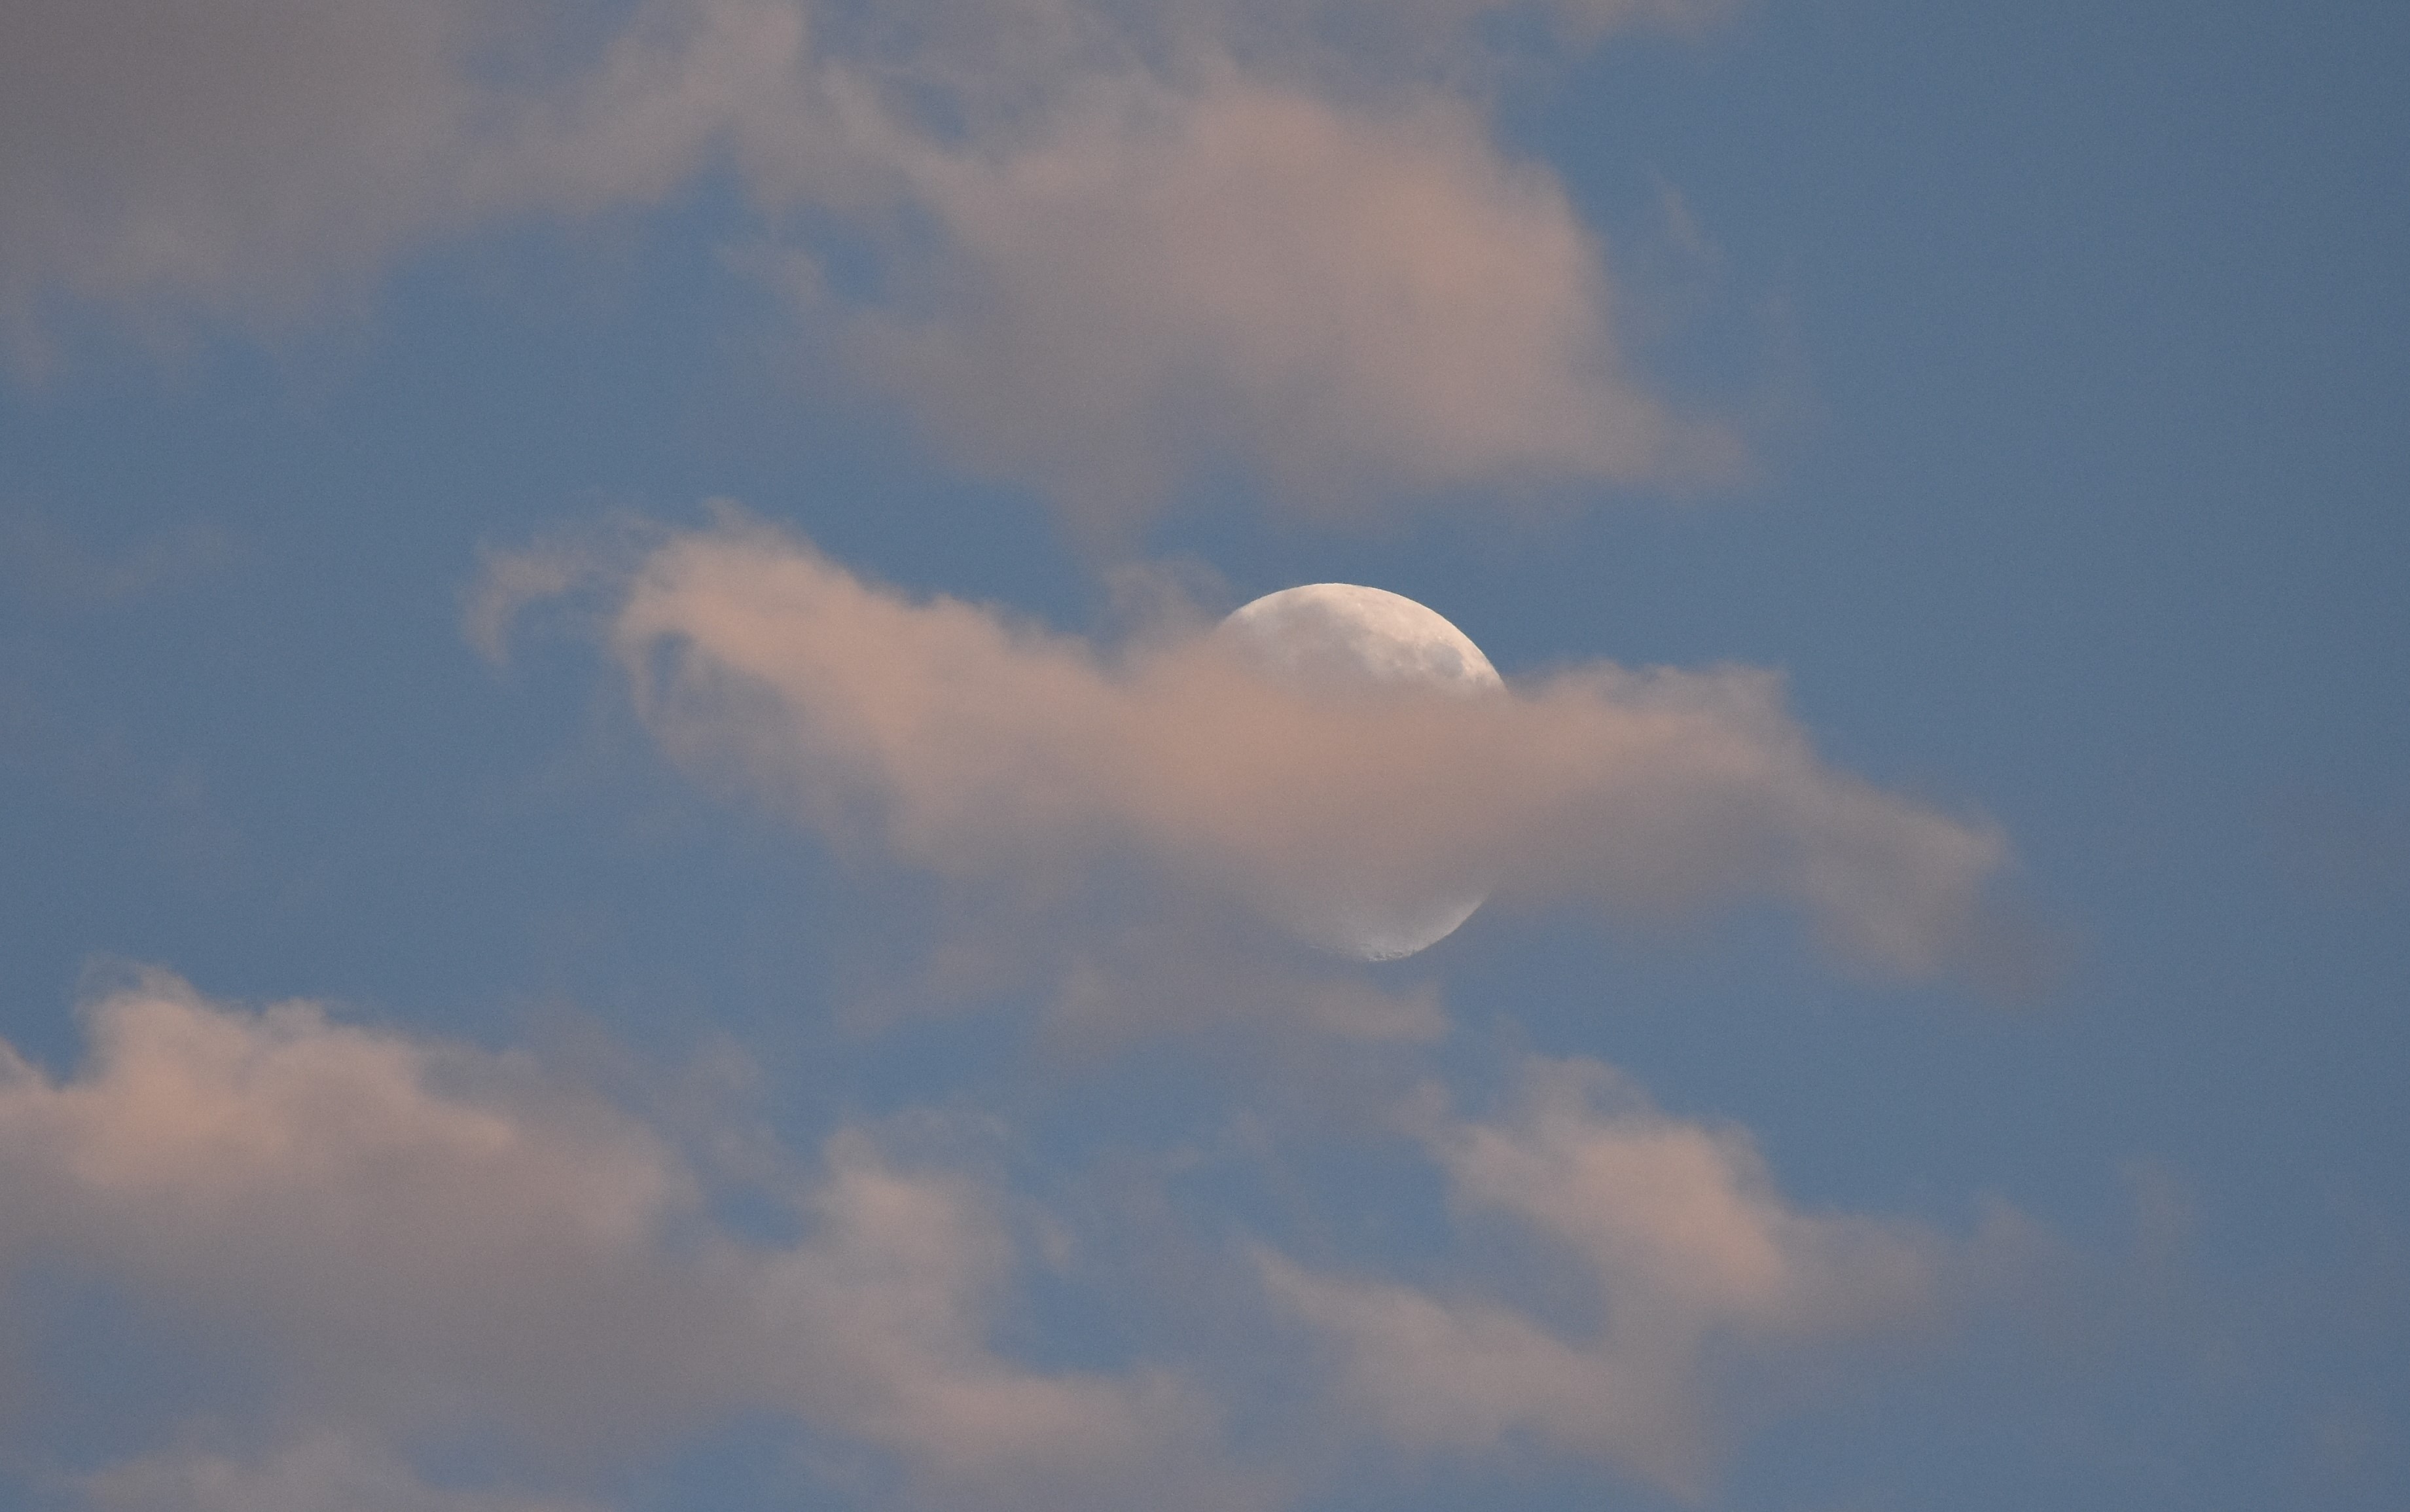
left=482, top=512, right=2009, bottom=993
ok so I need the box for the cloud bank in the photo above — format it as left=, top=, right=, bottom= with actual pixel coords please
left=1, top=971, right=1977, bottom=1509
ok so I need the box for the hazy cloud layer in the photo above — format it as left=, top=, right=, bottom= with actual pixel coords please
left=3, top=0, right=1729, bottom=518
left=494, top=516, right=2006, bottom=988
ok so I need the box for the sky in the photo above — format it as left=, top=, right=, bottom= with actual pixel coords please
left=1, top=0, right=2405, bottom=1508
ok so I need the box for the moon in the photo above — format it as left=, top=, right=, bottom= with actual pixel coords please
left=1214, top=584, right=1502, bottom=962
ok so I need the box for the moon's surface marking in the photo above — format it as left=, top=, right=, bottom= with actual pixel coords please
left=1214, top=584, right=1502, bottom=962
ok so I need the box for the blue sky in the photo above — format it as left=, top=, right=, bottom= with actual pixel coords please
left=1, top=0, right=2405, bottom=1508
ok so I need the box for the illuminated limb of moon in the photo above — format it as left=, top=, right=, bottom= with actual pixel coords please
left=1213, top=584, right=1502, bottom=960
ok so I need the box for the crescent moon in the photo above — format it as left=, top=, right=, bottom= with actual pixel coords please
left=1214, top=583, right=1501, bottom=961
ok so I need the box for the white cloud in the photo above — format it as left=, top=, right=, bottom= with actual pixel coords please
left=1261, top=1055, right=1945, bottom=1495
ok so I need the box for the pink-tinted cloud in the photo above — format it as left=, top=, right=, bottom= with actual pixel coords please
left=0, top=973, right=1994, bottom=1511
left=1262, top=1055, right=1945, bottom=1495
left=0, top=0, right=802, bottom=335
left=511, top=516, right=2005, bottom=985
left=4, top=0, right=1734, bottom=521
left=826, top=72, right=1738, bottom=530
left=0, top=971, right=1251, bottom=1511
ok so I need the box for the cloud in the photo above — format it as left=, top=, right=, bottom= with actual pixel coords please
left=0, top=0, right=803, bottom=336
left=1260, top=1056, right=1945, bottom=1495
left=0, top=971, right=1249, bottom=1511
left=3, top=0, right=1733, bottom=522
left=759, top=1128, right=1261, bottom=1510
left=0, top=975, right=1994, bottom=1510
left=824, top=71, right=1735, bottom=530
left=501, top=514, right=2005, bottom=991
left=0, top=970, right=719, bottom=1459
